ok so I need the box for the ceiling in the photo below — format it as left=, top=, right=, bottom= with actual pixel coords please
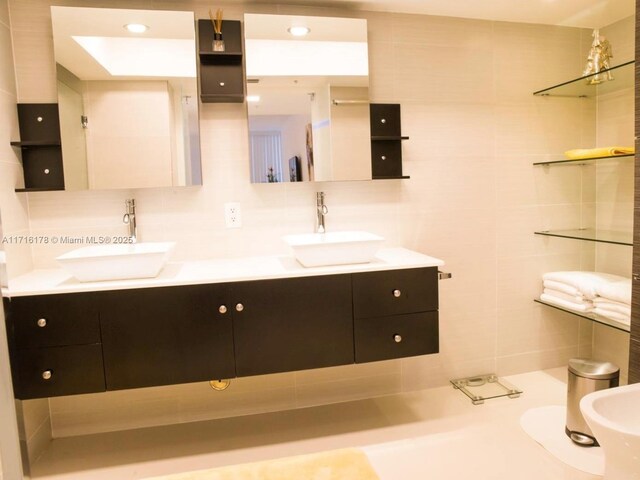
left=244, top=0, right=635, bottom=29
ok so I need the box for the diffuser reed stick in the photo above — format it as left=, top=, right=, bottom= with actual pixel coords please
left=209, top=8, right=223, bottom=35
left=209, top=8, right=225, bottom=51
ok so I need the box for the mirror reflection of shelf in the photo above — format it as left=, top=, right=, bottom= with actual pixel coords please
left=534, top=228, right=632, bottom=246
left=533, top=153, right=634, bottom=166
left=534, top=299, right=630, bottom=333
left=533, top=60, right=634, bottom=98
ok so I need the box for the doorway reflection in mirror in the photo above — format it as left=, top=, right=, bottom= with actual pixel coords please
left=245, top=14, right=371, bottom=183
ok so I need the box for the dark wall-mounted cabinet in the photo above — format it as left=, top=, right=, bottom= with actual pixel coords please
left=197, top=19, right=244, bottom=103
left=4, top=267, right=440, bottom=399
left=370, top=104, right=410, bottom=180
left=10, top=104, right=65, bottom=192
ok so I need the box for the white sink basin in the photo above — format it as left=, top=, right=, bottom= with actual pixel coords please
left=581, top=382, right=640, bottom=480
left=56, top=242, right=175, bottom=282
left=283, top=231, right=384, bottom=267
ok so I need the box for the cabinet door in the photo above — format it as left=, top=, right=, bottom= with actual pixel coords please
left=352, top=267, right=438, bottom=319
left=13, top=344, right=105, bottom=399
left=232, top=275, right=354, bottom=377
left=354, top=311, right=439, bottom=363
left=100, top=284, right=235, bottom=390
left=6, top=293, right=100, bottom=348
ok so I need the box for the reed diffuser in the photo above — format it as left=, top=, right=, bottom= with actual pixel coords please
left=210, top=8, right=225, bottom=52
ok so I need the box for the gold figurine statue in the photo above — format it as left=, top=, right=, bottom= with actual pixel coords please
left=583, top=29, right=614, bottom=84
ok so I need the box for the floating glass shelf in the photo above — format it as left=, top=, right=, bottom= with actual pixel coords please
left=533, top=61, right=634, bottom=98
left=534, top=228, right=632, bottom=246
left=533, top=153, right=634, bottom=166
left=534, top=299, right=630, bottom=333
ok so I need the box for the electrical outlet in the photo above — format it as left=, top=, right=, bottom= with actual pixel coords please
left=224, top=202, right=242, bottom=228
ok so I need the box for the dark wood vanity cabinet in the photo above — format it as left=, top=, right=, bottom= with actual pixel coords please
left=232, top=275, right=354, bottom=376
left=99, top=285, right=236, bottom=391
left=4, top=267, right=440, bottom=399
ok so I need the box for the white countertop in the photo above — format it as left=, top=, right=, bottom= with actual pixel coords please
left=2, top=248, right=444, bottom=297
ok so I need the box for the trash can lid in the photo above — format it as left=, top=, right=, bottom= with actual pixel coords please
left=568, top=358, right=620, bottom=380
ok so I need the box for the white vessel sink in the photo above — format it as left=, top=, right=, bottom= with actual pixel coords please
left=581, top=382, right=640, bottom=480
left=283, top=231, right=384, bottom=267
left=56, top=242, right=175, bottom=282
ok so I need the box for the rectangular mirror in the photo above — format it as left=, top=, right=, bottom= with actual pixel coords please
left=51, top=6, right=202, bottom=190
left=244, top=14, right=371, bottom=183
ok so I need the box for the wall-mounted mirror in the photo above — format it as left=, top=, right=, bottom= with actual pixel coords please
left=244, top=14, right=371, bottom=183
left=51, top=7, right=202, bottom=190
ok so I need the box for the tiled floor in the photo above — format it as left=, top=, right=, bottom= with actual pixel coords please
left=29, top=367, right=600, bottom=479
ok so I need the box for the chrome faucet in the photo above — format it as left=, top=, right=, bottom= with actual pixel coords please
left=123, top=199, right=137, bottom=243
left=316, top=192, right=328, bottom=233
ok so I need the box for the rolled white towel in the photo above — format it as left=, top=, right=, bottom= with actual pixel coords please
left=543, top=288, right=588, bottom=305
left=592, top=300, right=631, bottom=317
left=540, top=293, right=593, bottom=313
left=543, top=280, right=582, bottom=297
left=593, top=308, right=630, bottom=326
left=594, top=278, right=631, bottom=306
left=542, top=271, right=626, bottom=299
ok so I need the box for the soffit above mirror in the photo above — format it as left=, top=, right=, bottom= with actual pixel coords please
left=230, top=0, right=634, bottom=28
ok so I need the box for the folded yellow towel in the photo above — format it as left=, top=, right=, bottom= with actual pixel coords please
left=143, top=448, right=381, bottom=480
left=564, top=147, right=634, bottom=160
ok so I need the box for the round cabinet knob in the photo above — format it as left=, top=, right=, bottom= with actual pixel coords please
left=42, top=370, right=52, bottom=380
left=219, top=82, right=225, bottom=87
left=381, top=155, right=387, bottom=161
left=36, top=116, right=43, bottom=122
left=235, top=303, right=244, bottom=312
left=36, top=318, right=47, bottom=328
left=393, top=289, right=402, bottom=298
left=394, top=334, right=402, bottom=343
left=44, top=169, right=50, bottom=175
left=218, top=305, right=228, bottom=314
left=380, top=118, right=386, bottom=124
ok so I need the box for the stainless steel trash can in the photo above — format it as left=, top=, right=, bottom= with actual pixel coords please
left=566, top=358, right=619, bottom=446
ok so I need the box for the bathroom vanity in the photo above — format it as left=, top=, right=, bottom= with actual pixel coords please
left=2, top=249, right=443, bottom=400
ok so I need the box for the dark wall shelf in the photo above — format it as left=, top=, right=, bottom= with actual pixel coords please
left=372, top=136, right=410, bottom=141
left=370, top=104, right=409, bottom=179
left=197, top=19, right=244, bottom=103
left=11, top=104, right=65, bottom=192
left=373, top=176, right=411, bottom=180
left=11, top=141, right=61, bottom=147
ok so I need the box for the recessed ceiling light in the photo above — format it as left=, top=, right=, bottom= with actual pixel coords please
left=124, top=23, right=149, bottom=34
left=247, top=95, right=261, bottom=103
left=287, top=26, right=310, bottom=37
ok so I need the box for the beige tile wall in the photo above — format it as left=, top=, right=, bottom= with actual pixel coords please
left=5, top=0, right=608, bottom=437
left=592, top=16, right=635, bottom=385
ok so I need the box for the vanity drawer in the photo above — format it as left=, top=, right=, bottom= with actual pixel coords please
left=354, top=311, right=439, bottom=363
left=6, top=293, right=101, bottom=348
left=352, top=267, right=438, bottom=319
left=13, top=344, right=106, bottom=399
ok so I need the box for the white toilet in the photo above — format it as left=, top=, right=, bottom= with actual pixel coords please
left=580, top=382, right=640, bottom=480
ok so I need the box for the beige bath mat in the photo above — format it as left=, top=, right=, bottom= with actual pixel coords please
left=145, top=448, right=380, bottom=480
